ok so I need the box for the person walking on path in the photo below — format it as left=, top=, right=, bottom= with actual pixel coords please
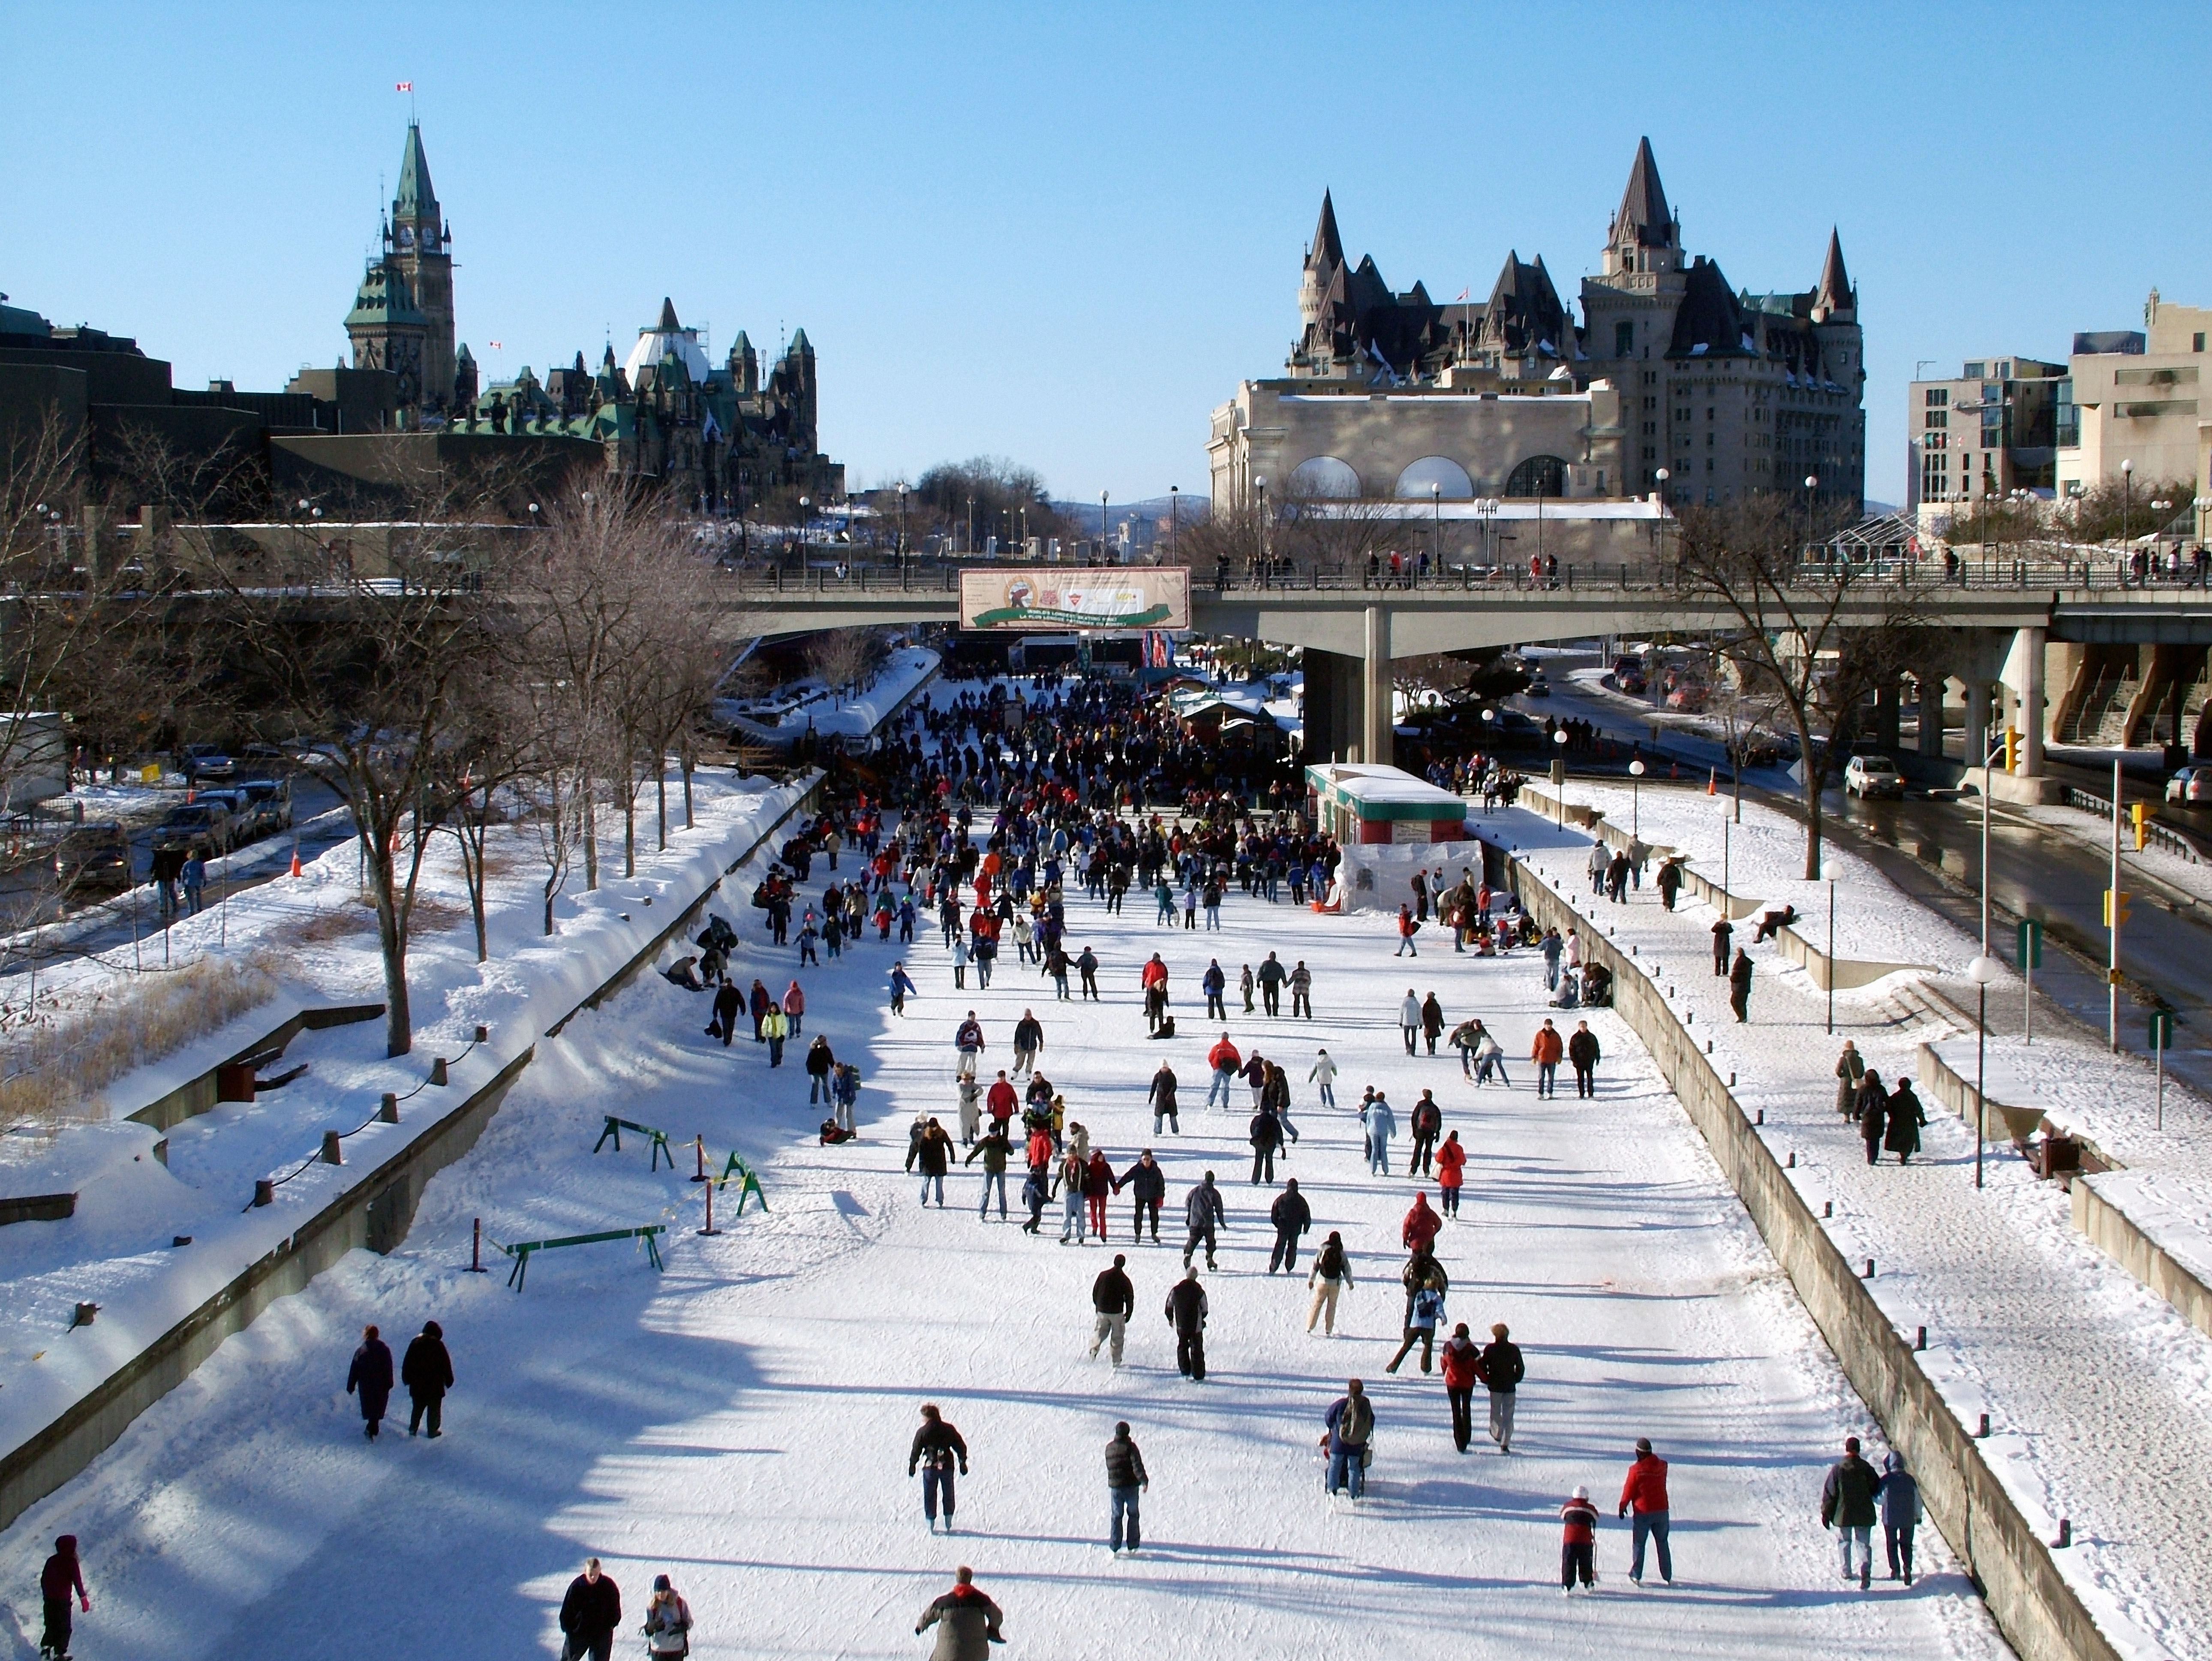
left=1834, top=1039, right=1866, bottom=1116
left=1268, top=1178, right=1311, bottom=1273
left=1434, top=1131, right=1467, bottom=1216
left=909, top=1405, right=969, bottom=1533
left=1020, top=1161, right=1051, bottom=1235
left=1289, top=959, right=1313, bottom=1018
left=1531, top=1018, right=1564, bottom=1098
left=1398, top=989, right=1422, bottom=1055
left=1012, top=1009, right=1044, bottom=1078
left=1561, top=1487, right=1601, bottom=1593
left=1858, top=1073, right=1890, bottom=1166
left=1084, top=1148, right=1115, bottom=1239
left=1884, top=1079, right=1927, bottom=1164
left=1441, top=1323, right=1481, bottom=1452
left=965, top=1126, right=1011, bottom=1220
left=1385, top=1275, right=1445, bottom=1375
left=643, top=1574, right=692, bottom=1659
left=1657, top=857, right=1683, bottom=911
left=1091, top=1253, right=1134, bottom=1365
left=400, top=1321, right=453, bottom=1439
left=1482, top=1322, right=1524, bottom=1452
left=707, top=978, right=742, bottom=1046
left=1056, top=1147, right=1089, bottom=1244
left=1362, top=1092, right=1396, bottom=1176
left=1166, top=1265, right=1209, bottom=1380
left=955, top=1076, right=983, bottom=1146
left=1257, top=952, right=1287, bottom=1015
left=955, top=1011, right=986, bottom=1076
left=985, top=1072, right=1018, bottom=1141
left=39, top=1535, right=88, bottom=1661
left=1821, top=1436, right=1881, bottom=1589
left=1879, top=1451, right=1923, bottom=1584
left=1728, top=947, right=1753, bottom=1022
left=1202, top=959, right=1227, bottom=1020
left=1542, top=925, right=1566, bottom=991
left=1323, top=1380, right=1375, bottom=1498
left=916, top=1118, right=953, bottom=1206
left=1308, top=1047, right=1337, bottom=1108
left=781, top=979, right=805, bottom=1037
left=1239, top=963, right=1256, bottom=1013
left=559, top=1559, right=622, bottom=1661
left=346, top=1324, right=394, bottom=1441
left=1419, top=992, right=1446, bottom=1056
left=914, top=1566, right=1004, bottom=1659
left=1712, top=916, right=1733, bottom=977
left=1407, top=1092, right=1442, bottom=1176
left=1397, top=904, right=1419, bottom=956
left=1248, top=1106, right=1284, bottom=1185
left=1307, top=1231, right=1354, bottom=1334
left=1403, top=1192, right=1443, bottom=1257
left=760, top=1002, right=790, bottom=1067
left=1078, top=946, right=1100, bottom=1000
left=1205, top=1033, right=1241, bottom=1110
left=1568, top=1021, right=1601, bottom=1099
left=890, top=961, right=918, bottom=1016
left=806, top=1035, right=836, bottom=1104
left=1619, top=1436, right=1673, bottom=1583
left=1106, top=1422, right=1150, bottom=1553
left=1181, top=1171, right=1224, bottom=1269
left=1587, top=841, right=1610, bottom=896
left=1120, top=1149, right=1166, bottom=1242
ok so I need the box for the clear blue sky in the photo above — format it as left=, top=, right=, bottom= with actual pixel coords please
left=6, top=1, right=2207, bottom=507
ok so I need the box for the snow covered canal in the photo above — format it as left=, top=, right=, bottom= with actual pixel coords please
left=0, top=854, right=2011, bottom=1659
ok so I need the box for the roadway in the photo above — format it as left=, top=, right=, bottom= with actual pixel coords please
left=1521, top=655, right=2212, bottom=1096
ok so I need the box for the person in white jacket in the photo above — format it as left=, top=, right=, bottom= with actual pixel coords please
left=1398, top=990, right=1423, bottom=1056
left=643, top=1575, right=692, bottom=1658
left=1309, top=1048, right=1338, bottom=1109
left=1363, top=1093, right=1397, bottom=1175
left=1587, top=841, right=1610, bottom=895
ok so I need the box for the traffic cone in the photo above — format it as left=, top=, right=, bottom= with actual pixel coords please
left=1707, top=769, right=1717, bottom=796
left=289, top=850, right=303, bottom=877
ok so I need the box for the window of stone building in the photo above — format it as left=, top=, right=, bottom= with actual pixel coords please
left=1924, top=387, right=1947, bottom=407
left=1616, top=321, right=1634, bottom=356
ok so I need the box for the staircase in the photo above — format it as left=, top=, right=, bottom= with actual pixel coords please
left=2063, top=662, right=2133, bottom=744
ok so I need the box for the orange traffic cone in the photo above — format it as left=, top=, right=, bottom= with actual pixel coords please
left=1707, top=768, right=1717, bottom=796
left=289, top=849, right=303, bottom=877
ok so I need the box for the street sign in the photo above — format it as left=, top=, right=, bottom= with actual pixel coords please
left=2016, top=919, right=2043, bottom=968
left=2150, top=1009, right=2176, bottom=1051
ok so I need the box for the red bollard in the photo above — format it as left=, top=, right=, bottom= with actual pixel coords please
left=465, top=1216, right=488, bottom=1273
left=691, top=1134, right=708, bottom=1183
left=699, top=1174, right=722, bottom=1237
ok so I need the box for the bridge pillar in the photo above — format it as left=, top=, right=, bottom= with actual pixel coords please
left=2017, top=626, right=2046, bottom=776
left=1916, top=672, right=1947, bottom=759
left=1362, top=606, right=1393, bottom=768
left=1873, top=677, right=1902, bottom=754
left=1964, top=678, right=1992, bottom=768
left=1301, top=649, right=1361, bottom=764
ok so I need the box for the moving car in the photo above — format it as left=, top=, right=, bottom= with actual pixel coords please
left=54, top=824, right=132, bottom=894
left=1843, top=754, right=1905, bottom=799
left=237, top=778, right=294, bottom=833
left=181, top=742, right=235, bottom=782
left=1526, top=672, right=1552, bottom=697
left=154, top=801, right=233, bottom=854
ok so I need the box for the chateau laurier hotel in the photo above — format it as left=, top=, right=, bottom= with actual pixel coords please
left=1209, top=140, right=1866, bottom=560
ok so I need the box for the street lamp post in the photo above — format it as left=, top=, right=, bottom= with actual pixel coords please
left=1653, top=469, right=1671, bottom=579
left=1628, top=756, right=1644, bottom=837
left=1967, top=952, right=2001, bottom=1187
left=2122, top=458, right=2135, bottom=573
left=797, top=495, right=810, bottom=575
left=1430, top=480, right=1442, bottom=580
left=1552, top=726, right=1569, bottom=828
left=1254, top=477, right=1268, bottom=584
left=1169, top=485, right=1179, bottom=564
left=1101, top=490, right=1110, bottom=563
left=1803, top=473, right=1818, bottom=568
left=897, top=482, right=908, bottom=582
left=967, top=495, right=975, bottom=556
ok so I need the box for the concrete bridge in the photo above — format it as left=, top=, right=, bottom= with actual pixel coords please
left=716, top=560, right=2212, bottom=773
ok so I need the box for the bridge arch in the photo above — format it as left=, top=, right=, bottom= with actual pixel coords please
left=1394, top=456, right=1474, bottom=499
left=1505, top=454, right=1568, bottom=498
left=1289, top=455, right=1362, bottom=498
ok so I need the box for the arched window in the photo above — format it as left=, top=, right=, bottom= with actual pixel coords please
left=1289, top=455, right=1361, bottom=499
left=1394, top=456, right=1474, bottom=499
left=1505, top=455, right=1568, bottom=498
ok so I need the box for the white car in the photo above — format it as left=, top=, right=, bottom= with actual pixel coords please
left=1843, top=754, right=1904, bottom=799
left=2166, top=768, right=2212, bottom=804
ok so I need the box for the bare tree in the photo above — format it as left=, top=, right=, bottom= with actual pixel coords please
left=1674, top=494, right=1932, bottom=878
left=805, top=628, right=887, bottom=709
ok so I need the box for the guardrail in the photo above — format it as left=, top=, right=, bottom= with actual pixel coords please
left=2061, top=787, right=2203, bottom=863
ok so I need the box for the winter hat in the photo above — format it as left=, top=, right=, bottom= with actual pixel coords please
left=1113, top=1254, right=1127, bottom=1268
left=1845, top=1436, right=1861, bottom=1453
left=55, top=1535, right=76, bottom=1556
left=1572, top=1486, right=1590, bottom=1500
left=1115, top=1421, right=1130, bottom=1437
left=423, top=1321, right=442, bottom=1340
left=1635, top=1437, right=1653, bottom=1454
left=653, top=1575, right=672, bottom=1592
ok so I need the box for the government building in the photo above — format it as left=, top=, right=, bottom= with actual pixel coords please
left=1208, top=139, right=1866, bottom=561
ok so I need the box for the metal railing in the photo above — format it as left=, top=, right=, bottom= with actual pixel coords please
left=2061, top=785, right=2204, bottom=863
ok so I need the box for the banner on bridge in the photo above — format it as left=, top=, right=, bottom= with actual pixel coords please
left=958, top=566, right=1189, bottom=632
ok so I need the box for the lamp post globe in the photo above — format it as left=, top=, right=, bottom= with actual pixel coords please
left=1966, top=952, right=2002, bottom=1188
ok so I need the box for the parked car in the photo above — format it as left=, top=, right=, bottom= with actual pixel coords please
left=237, top=778, right=294, bottom=832
left=155, top=801, right=233, bottom=854
left=1665, top=681, right=1710, bottom=712
left=1730, top=736, right=1792, bottom=771
left=53, top=823, right=132, bottom=894
left=181, top=742, right=235, bottom=781
left=1843, top=754, right=1905, bottom=799
left=2165, top=767, right=2212, bottom=804
left=1611, top=655, right=1648, bottom=696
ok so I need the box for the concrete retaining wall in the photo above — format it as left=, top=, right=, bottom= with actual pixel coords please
left=0, top=774, right=822, bottom=1535
left=2071, top=1176, right=2212, bottom=1341
left=128, top=1003, right=387, bottom=1132
left=1503, top=842, right=2126, bottom=1661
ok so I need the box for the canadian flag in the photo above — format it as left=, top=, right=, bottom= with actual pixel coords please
left=395, top=81, right=412, bottom=92
left=487, top=340, right=503, bottom=350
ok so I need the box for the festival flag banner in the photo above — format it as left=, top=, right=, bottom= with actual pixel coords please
left=959, top=566, right=1189, bottom=632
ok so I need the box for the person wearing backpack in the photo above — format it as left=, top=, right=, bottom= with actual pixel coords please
left=641, top=1574, right=692, bottom=1658
left=1307, top=1230, right=1354, bottom=1335
left=1322, top=1380, right=1375, bottom=1498
left=1386, top=1277, right=1446, bottom=1375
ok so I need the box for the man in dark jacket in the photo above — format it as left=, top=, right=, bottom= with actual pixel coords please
left=1090, top=1254, right=1135, bottom=1365
left=1165, top=1266, right=1209, bottom=1380
left=1728, top=947, right=1753, bottom=1022
left=1181, top=1172, right=1225, bottom=1269
left=1147, top=1063, right=1179, bottom=1136
left=909, top=1404, right=970, bottom=1533
left=1481, top=1322, right=1524, bottom=1453
left=916, top=1567, right=1004, bottom=1656
left=1201, top=959, right=1228, bottom=1020
left=707, top=979, right=742, bottom=1045
left=1419, top=992, right=1446, bottom=1055
left=1105, top=1421, right=1150, bottom=1553
left=39, top=1535, right=88, bottom=1660
left=1821, top=1435, right=1882, bottom=1589
left=400, top=1320, right=454, bottom=1438
left=1248, top=1107, right=1283, bottom=1185
left=559, top=1558, right=622, bottom=1661
left=1712, top=915, right=1733, bottom=976
left=1268, top=1178, right=1311, bottom=1274
left=1407, top=1092, right=1443, bottom=1176
left=1119, top=1149, right=1166, bottom=1240
left=1568, top=1021, right=1602, bottom=1099
left=1256, top=951, right=1287, bottom=1015
left=345, top=1324, right=394, bottom=1440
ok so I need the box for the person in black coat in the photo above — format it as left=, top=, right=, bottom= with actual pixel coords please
left=345, top=1325, right=394, bottom=1440
left=1567, top=1021, right=1602, bottom=1099
left=1118, top=1150, right=1166, bottom=1241
left=559, top=1558, right=622, bottom=1661
left=706, top=979, right=742, bottom=1046
left=1268, top=1178, right=1311, bottom=1274
left=1858, top=1072, right=1889, bottom=1166
left=1165, top=1267, right=1209, bottom=1380
left=1728, top=949, right=1753, bottom=1022
left=1248, top=1108, right=1283, bottom=1185
left=401, top=1320, right=454, bottom=1438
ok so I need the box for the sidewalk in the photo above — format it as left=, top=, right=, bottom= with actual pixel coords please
left=1488, top=789, right=2212, bottom=1661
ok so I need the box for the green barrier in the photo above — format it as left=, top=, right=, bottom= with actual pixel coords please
left=593, top=1114, right=676, bottom=1172
left=716, top=1151, right=769, bottom=1216
left=495, top=1225, right=666, bottom=1290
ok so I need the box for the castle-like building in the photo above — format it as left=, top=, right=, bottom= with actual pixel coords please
left=1211, top=138, right=1865, bottom=526
left=339, top=123, right=841, bottom=509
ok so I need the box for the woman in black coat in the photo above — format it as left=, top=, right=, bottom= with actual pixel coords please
left=346, top=1325, right=394, bottom=1440
left=1857, top=1073, right=1889, bottom=1167
left=1883, top=1080, right=1927, bottom=1164
left=401, top=1321, right=454, bottom=1438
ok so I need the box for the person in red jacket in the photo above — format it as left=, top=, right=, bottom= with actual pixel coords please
left=1206, top=1033, right=1241, bottom=1110
left=1084, top=1149, right=1115, bottom=1240
left=1530, top=1018, right=1566, bottom=1098
left=1401, top=1191, right=1442, bottom=1256
left=1434, top=1130, right=1467, bottom=1216
left=1439, top=1322, right=1482, bottom=1452
left=1561, top=1487, right=1600, bottom=1593
left=40, top=1534, right=89, bottom=1660
left=1618, top=1435, right=1673, bottom=1583
left=985, top=1072, right=1019, bottom=1137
